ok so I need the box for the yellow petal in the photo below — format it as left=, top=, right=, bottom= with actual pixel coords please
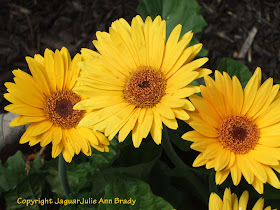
left=209, top=193, right=223, bottom=210
left=192, top=153, right=208, bottom=167
left=162, top=24, right=182, bottom=74
left=68, top=53, right=82, bottom=89
left=254, top=84, right=279, bottom=119
left=5, top=82, right=44, bottom=109
left=51, top=126, right=63, bottom=145
left=236, top=155, right=254, bottom=184
left=189, top=95, right=221, bottom=128
left=214, top=149, right=230, bottom=171
left=167, top=58, right=207, bottom=89
left=215, top=169, right=230, bottom=185
left=131, top=17, right=146, bottom=66
left=182, top=130, right=207, bottom=142
left=166, top=86, right=199, bottom=98
left=161, top=116, right=178, bottom=130
left=258, top=136, right=280, bottom=147
left=249, top=148, right=279, bottom=166
left=28, top=120, right=53, bottom=136
left=160, top=95, right=184, bottom=108
left=118, top=108, right=141, bottom=142
left=252, top=177, right=264, bottom=194
left=78, top=128, right=99, bottom=146
left=247, top=78, right=273, bottom=117
left=44, top=48, right=56, bottom=92
left=190, top=138, right=217, bottom=152
left=52, top=142, right=63, bottom=158
left=232, top=76, right=244, bottom=115
left=255, top=98, right=280, bottom=128
left=132, top=121, right=142, bottom=148
left=230, top=163, right=242, bottom=186
left=4, top=104, right=45, bottom=117
left=241, top=67, right=261, bottom=115
left=172, top=108, right=190, bottom=121
left=150, top=120, right=162, bottom=145
left=185, top=43, right=203, bottom=63
left=263, top=165, right=280, bottom=189
left=243, top=155, right=267, bottom=183
left=25, top=57, right=51, bottom=97
left=140, top=108, right=153, bottom=139
left=238, top=191, right=249, bottom=209
left=188, top=114, right=218, bottom=137
left=252, top=198, right=264, bottom=210
left=203, top=76, right=228, bottom=118
left=74, top=96, right=123, bottom=110
left=156, top=103, right=175, bottom=119
left=10, top=115, right=45, bottom=127
left=260, top=123, right=280, bottom=137
left=105, top=104, right=135, bottom=136
left=40, top=125, right=55, bottom=147
left=202, top=142, right=221, bottom=159
left=165, top=46, right=194, bottom=78
left=162, top=30, right=192, bottom=75
left=95, top=131, right=110, bottom=146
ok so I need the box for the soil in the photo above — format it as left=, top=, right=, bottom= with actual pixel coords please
left=0, top=0, right=279, bottom=160
left=197, top=0, right=280, bottom=81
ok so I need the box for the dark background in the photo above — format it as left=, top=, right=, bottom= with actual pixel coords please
left=1, top=0, right=280, bottom=112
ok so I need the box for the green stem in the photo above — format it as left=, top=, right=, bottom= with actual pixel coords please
left=162, top=126, right=209, bottom=205
left=58, top=154, right=71, bottom=198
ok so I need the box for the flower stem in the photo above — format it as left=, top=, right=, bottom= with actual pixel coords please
left=162, top=126, right=209, bottom=204
left=58, top=154, right=71, bottom=198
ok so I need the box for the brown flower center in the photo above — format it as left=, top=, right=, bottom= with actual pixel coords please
left=45, top=90, right=85, bottom=129
left=218, top=115, right=259, bottom=154
left=123, top=67, right=167, bottom=108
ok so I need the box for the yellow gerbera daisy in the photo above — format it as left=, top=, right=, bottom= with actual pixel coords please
left=182, top=68, right=280, bottom=194
left=74, top=15, right=211, bottom=147
left=4, top=47, right=109, bottom=163
left=209, top=188, right=276, bottom=210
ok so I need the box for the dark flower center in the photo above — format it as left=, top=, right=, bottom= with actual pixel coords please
left=45, top=90, right=85, bottom=129
left=123, top=67, right=167, bottom=108
left=218, top=115, right=259, bottom=154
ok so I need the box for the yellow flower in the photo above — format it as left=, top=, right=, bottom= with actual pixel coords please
left=182, top=68, right=280, bottom=194
left=209, top=188, right=276, bottom=210
left=74, top=15, right=211, bottom=147
left=4, top=47, right=109, bottom=163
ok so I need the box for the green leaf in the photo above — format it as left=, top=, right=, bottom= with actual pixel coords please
left=90, top=138, right=120, bottom=169
left=5, top=173, right=46, bottom=210
left=0, top=151, right=26, bottom=192
left=98, top=177, right=174, bottom=210
left=209, top=170, right=218, bottom=194
left=30, top=153, right=42, bottom=171
left=68, top=162, right=95, bottom=193
left=168, top=120, right=192, bottom=152
left=43, top=159, right=65, bottom=197
left=98, top=139, right=161, bottom=181
left=148, top=161, right=195, bottom=209
left=217, top=58, right=252, bottom=88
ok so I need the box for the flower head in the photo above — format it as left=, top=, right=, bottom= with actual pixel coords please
left=4, top=47, right=109, bottom=162
left=74, top=15, right=210, bottom=147
left=182, top=68, right=280, bottom=194
left=209, top=188, right=276, bottom=210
